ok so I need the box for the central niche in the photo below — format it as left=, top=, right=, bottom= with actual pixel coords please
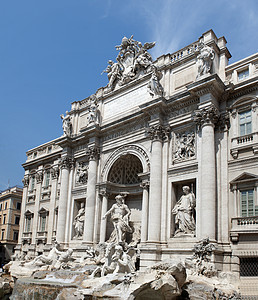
left=108, top=154, right=143, bottom=184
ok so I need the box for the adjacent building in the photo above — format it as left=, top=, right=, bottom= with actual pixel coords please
left=16, top=30, right=258, bottom=293
left=0, top=186, right=22, bottom=265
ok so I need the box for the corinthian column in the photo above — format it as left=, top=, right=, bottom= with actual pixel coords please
left=83, top=146, right=99, bottom=243
left=56, top=157, right=73, bottom=243
left=140, top=181, right=149, bottom=243
left=147, top=125, right=169, bottom=243
left=99, top=190, right=109, bottom=243
left=194, top=105, right=219, bottom=240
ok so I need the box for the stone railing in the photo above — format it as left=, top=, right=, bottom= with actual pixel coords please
left=231, top=216, right=258, bottom=231
left=231, top=132, right=257, bottom=147
left=170, top=42, right=199, bottom=63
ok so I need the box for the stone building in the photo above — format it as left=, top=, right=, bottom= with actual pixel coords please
left=16, top=30, right=258, bottom=291
left=0, top=186, right=22, bottom=265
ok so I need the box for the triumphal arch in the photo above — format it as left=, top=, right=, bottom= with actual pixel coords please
left=16, top=30, right=258, bottom=292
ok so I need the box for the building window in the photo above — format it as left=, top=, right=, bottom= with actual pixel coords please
left=30, top=176, right=35, bottom=190
left=40, top=215, right=46, bottom=232
left=3, top=215, right=6, bottom=224
left=5, top=202, right=7, bottom=210
left=0, top=204, right=2, bottom=211
left=241, top=190, right=258, bottom=217
left=15, top=216, right=20, bottom=225
left=45, top=171, right=50, bottom=187
left=0, top=216, right=1, bottom=224
left=25, top=217, right=31, bottom=232
left=240, top=257, right=258, bottom=276
left=13, top=231, right=19, bottom=241
left=16, top=202, right=21, bottom=210
left=238, top=69, right=249, bottom=81
left=239, top=110, right=252, bottom=136
left=1, top=230, right=4, bottom=240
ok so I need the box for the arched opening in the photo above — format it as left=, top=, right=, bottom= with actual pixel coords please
left=108, top=154, right=143, bottom=184
left=105, top=154, right=143, bottom=245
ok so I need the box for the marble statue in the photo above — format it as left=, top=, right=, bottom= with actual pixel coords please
left=147, top=65, right=163, bottom=97
left=53, top=248, right=74, bottom=269
left=87, top=94, right=99, bottom=125
left=60, top=111, right=72, bottom=136
left=73, top=202, right=85, bottom=239
left=91, top=243, right=135, bottom=277
left=196, top=41, right=215, bottom=78
left=75, top=162, right=88, bottom=184
left=102, top=194, right=132, bottom=244
left=172, top=186, right=196, bottom=236
left=24, top=241, right=62, bottom=267
left=102, top=60, right=121, bottom=91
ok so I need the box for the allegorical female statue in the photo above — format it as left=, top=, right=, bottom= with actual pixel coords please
left=73, top=202, right=85, bottom=239
left=172, top=186, right=196, bottom=236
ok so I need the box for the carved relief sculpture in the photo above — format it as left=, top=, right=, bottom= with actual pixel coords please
left=147, top=65, right=164, bottom=97
left=73, top=202, right=85, bottom=239
left=172, top=186, right=196, bottom=236
left=75, top=162, right=88, bottom=184
left=102, top=194, right=132, bottom=243
left=196, top=42, right=215, bottom=78
left=60, top=111, right=72, bottom=136
left=174, top=131, right=195, bottom=161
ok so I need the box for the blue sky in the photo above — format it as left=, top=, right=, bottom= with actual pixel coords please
left=1, top=0, right=258, bottom=190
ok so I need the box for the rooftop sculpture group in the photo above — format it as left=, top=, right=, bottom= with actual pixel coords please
left=103, top=35, right=161, bottom=95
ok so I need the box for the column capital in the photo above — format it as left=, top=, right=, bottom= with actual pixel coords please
left=193, top=105, right=219, bottom=130
left=36, top=170, right=43, bottom=183
left=22, top=175, right=29, bottom=187
left=60, top=157, right=74, bottom=169
left=216, top=112, right=230, bottom=132
left=147, top=124, right=170, bottom=141
left=51, top=165, right=60, bottom=179
left=86, top=146, right=100, bottom=161
left=140, top=181, right=150, bottom=190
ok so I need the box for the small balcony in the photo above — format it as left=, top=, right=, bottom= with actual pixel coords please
left=22, top=232, right=32, bottom=244
left=230, top=216, right=258, bottom=242
left=36, top=231, right=48, bottom=244
left=231, top=132, right=258, bottom=158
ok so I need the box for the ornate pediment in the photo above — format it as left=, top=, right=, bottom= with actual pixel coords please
left=230, top=172, right=258, bottom=184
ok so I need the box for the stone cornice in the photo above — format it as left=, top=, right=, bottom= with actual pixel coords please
left=187, top=74, right=226, bottom=100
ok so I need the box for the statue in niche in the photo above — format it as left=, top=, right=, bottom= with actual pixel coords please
left=174, top=131, right=195, bottom=160
left=87, top=94, right=99, bottom=125
left=102, top=194, right=132, bottom=244
left=73, top=202, right=85, bottom=239
left=60, top=111, right=72, bottom=137
left=147, top=64, right=163, bottom=97
left=172, top=186, right=196, bottom=236
left=75, top=162, right=88, bottom=184
left=196, top=41, right=215, bottom=78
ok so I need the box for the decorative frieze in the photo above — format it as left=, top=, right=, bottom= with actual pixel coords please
left=86, top=146, right=100, bottom=161
left=147, top=124, right=170, bottom=141
left=75, top=161, right=88, bottom=184
left=173, top=130, right=195, bottom=161
left=193, top=105, right=219, bottom=130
